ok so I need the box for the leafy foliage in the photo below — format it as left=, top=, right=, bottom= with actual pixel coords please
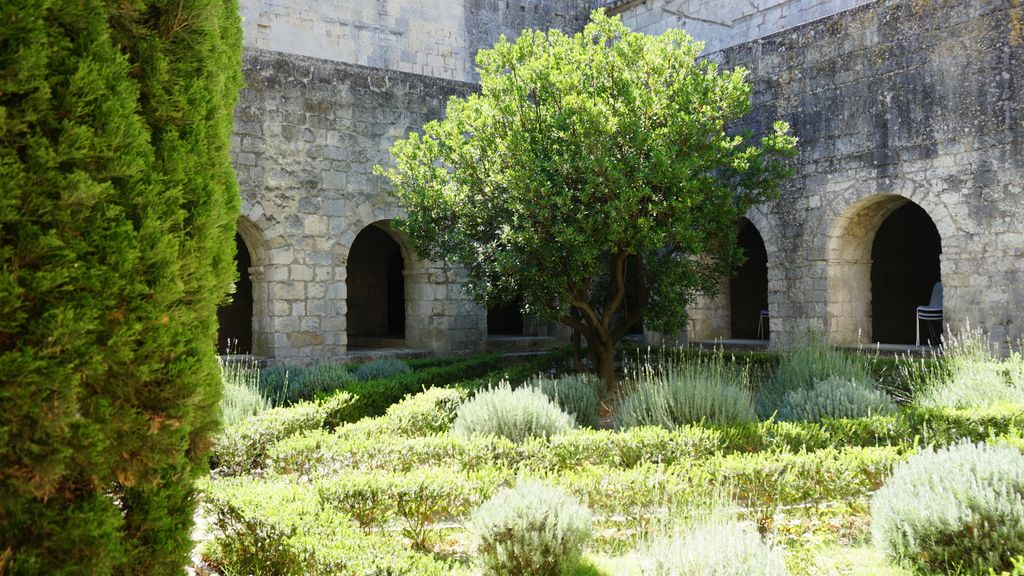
left=212, top=393, right=354, bottom=475
left=777, top=376, right=898, bottom=423
left=381, top=386, right=468, bottom=436
left=0, top=0, right=242, bottom=572
left=376, top=10, right=796, bottom=385
left=203, top=477, right=459, bottom=575
left=453, top=381, right=576, bottom=442
left=616, top=354, right=757, bottom=428
left=531, top=373, right=601, bottom=428
left=871, top=441, right=1024, bottom=574
left=469, top=480, right=592, bottom=576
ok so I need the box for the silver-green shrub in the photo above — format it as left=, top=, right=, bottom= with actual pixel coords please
left=453, top=381, right=575, bottom=442
left=469, top=480, right=591, bottom=576
left=382, top=387, right=468, bottom=436
left=638, top=518, right=787, bottom=576
left=913, top=327, right=1024, bottom=410
left=758, top=334, right=872, bottom=418
left=871, top=441, right=1024, bottom=574
left=531, top=373, right=600, bottom=428
left=616, top=355, right=756, bottom=429
left=221, top=358, right=271, bottom=426
left=776, top=376, right=897, bottom=423
left=258, top=362, right=355, bottom=406
left=353, top=358, right=412, bottom=381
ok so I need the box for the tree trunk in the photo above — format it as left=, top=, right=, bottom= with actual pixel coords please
left=571, top=329, right=585, bottom=372
left=595, top=341, right=616, bottom=392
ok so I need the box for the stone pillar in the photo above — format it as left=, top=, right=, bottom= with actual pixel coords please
left=404, top=263, right=486, bottom=355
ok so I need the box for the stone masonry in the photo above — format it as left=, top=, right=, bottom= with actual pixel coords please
left=231, top=1, right=598, bottom=362
left=229, top=0, right=1024, bottom=362
left=610, top=0, right=872, bottom=54
left=613, top=0, right=1024, bottom=347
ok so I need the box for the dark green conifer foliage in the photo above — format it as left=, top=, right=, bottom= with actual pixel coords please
left=0, top=0, right=242, bottom=573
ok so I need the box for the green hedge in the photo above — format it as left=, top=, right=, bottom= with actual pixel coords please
left=207, top=444, right=903, bottom=564
left=0, top=1, right=242, bottom=573
left=202, top=477, right=460, bottom=575
left=267, top=405, right=1024, bottom=479
left=327, top=349, right=566, bottom=423
left=212, top=393, right=355, bottom=475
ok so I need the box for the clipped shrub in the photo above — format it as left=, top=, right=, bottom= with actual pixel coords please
left=638, top=518, right=787, bottom=576
left=382, top=387, right=468, bottom=436
left=353, top=358, right=412, bottom=381
left=453, top=381, right=575, bottom=442
left=616, top=355, right=756, bottom=429
left=469, top=480, right=592, bottom=576
left=317, top=467, right=499, bottom=548
left=871, top=441, right=1024, bottom=574
left=553, top=463, right=716, bottom=535
left=203, top=477, right=457, bottom=576
left=337, top=354, right=504, bottom=422
left=213, top=392, right=354, bottom=475
left=0, top=0, right=242, bottom=572
left=531, top=373, right=601, bottom=428
left=776, top=376, right=897, bottom=423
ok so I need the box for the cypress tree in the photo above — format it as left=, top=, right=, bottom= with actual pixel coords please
left=0, top=0, right=242, bottom=573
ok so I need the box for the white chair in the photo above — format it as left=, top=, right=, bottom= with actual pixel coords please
left=916, top=282, right=943, bottom=346
left=758, top=308, right=770, bottom=340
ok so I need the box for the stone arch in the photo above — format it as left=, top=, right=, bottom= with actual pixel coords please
left=687, top=214, right=773, bottom=342
left=488, top=298, right=525, bottom=336
left=218, top=216, right=272, bottom=356
left=730, top=219, right=770, bottom=339
left=346, top=220, right=409, bottom=348
left=826, top=194, right=944, bottom=345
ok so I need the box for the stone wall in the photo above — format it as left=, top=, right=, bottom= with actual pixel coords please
left=609, top=0, right=871, bottom=54
left=231, top=48, right=486, bottom=362
left=229, top=0, right=1024, bottom=360
left=688, top=0, right=1024, bottom=347
left=240, top=0, right=598, bottom=82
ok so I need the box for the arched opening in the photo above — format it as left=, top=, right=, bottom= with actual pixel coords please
left=871, top=203, right=942, bottom=344
left=730, top=220, right=770, bottom=340
left=488, top=298, right=525, bottom=336
left=347, top=224, right=406, bottom=347
left=827, top=195, right=942, bottom=345
left=217, top=233, right=254, bottom=354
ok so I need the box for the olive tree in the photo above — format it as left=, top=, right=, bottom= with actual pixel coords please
left=377, top=11, right=797, bottom=387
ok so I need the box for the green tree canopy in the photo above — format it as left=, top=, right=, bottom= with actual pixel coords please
left=377, top=11, right=797, bottom=386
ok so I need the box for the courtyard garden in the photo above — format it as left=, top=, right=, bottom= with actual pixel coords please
left=198, top=330, right=1024, bottom=575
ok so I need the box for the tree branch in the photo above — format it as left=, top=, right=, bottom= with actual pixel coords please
left=601, top=252, right=629, bottom=330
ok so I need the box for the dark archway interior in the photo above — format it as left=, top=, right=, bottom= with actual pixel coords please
left=730, top=221, right=769, bottom=339
left=217, top=233, right=253, bottom=354
left=871, top=202, right=942, bottom=344
left=348, top=225, right=405, bottom=341
left=488, top=297, right=525, bottom=336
